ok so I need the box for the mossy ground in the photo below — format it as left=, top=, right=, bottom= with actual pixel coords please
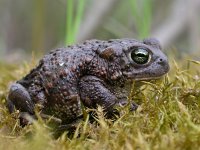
left=0, top=56, right=200, bottom=150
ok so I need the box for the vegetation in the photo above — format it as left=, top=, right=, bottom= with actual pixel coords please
left=65, top=0, right=86, bottom=45
left=1, top=0, right=200, bottom=149
left=129, top=0, right=152, bottom=39
left=0, top=56, right=200, bottom=150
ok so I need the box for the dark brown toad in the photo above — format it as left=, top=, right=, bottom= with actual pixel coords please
left=7, top=38, right=169, bottom=125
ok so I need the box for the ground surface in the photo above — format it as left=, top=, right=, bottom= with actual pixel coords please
left=0, top=56, right=200, bottom=150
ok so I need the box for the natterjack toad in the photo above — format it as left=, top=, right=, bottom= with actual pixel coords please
left=7, top=38, right=169, bottom=125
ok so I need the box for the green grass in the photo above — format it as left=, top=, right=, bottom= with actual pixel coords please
left=65, top=0, right=86, bottom=45
left=0, top=57, right=200, bottom=150
left=129, top=0, right=152, bottom=39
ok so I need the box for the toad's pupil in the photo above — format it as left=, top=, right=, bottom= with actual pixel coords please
left=131, top=48, right=149, bottom=64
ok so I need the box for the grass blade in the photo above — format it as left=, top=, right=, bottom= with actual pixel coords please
left=65, top=0, right=74, bottom=45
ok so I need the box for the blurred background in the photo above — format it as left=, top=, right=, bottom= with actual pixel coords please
left=0, top=0, right=200, bottom=63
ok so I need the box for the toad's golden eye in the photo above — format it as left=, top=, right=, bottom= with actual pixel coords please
left=131, top=48, right=150, bottom=64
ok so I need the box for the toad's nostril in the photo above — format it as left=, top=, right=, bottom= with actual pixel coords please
left=157, top=58, right=166, bottom=66
left=157, top=58, right=170, bottom=73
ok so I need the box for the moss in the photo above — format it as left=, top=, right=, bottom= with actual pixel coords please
left=0, top=57, right=200, bottom=150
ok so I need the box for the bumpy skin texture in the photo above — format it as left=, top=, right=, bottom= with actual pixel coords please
left=7, top=38, right=169, bottom=124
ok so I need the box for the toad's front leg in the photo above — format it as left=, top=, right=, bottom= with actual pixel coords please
left=79, top=76, right=138, bottom=115
left=78, top=76, right=118, bottom=114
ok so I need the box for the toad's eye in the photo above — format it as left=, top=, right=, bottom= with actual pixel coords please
left=131, top=48, right=150, bottom=64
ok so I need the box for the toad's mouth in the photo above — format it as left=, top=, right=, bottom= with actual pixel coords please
left=122, top=70, right=168, bottom=81
left=132, top=75, right=165, bottom=81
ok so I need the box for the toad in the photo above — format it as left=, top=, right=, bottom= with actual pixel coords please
left=7, top=38, right=169, bottom=125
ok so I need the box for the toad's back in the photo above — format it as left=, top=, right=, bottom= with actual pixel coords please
left=16, top=40, right=111, bottom=122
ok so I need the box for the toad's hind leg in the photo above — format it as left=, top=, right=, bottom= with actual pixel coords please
left=7, top=83, right=34, bottom=115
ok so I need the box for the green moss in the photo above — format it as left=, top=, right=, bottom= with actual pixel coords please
left=0, top=57, right=200, bottom=150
